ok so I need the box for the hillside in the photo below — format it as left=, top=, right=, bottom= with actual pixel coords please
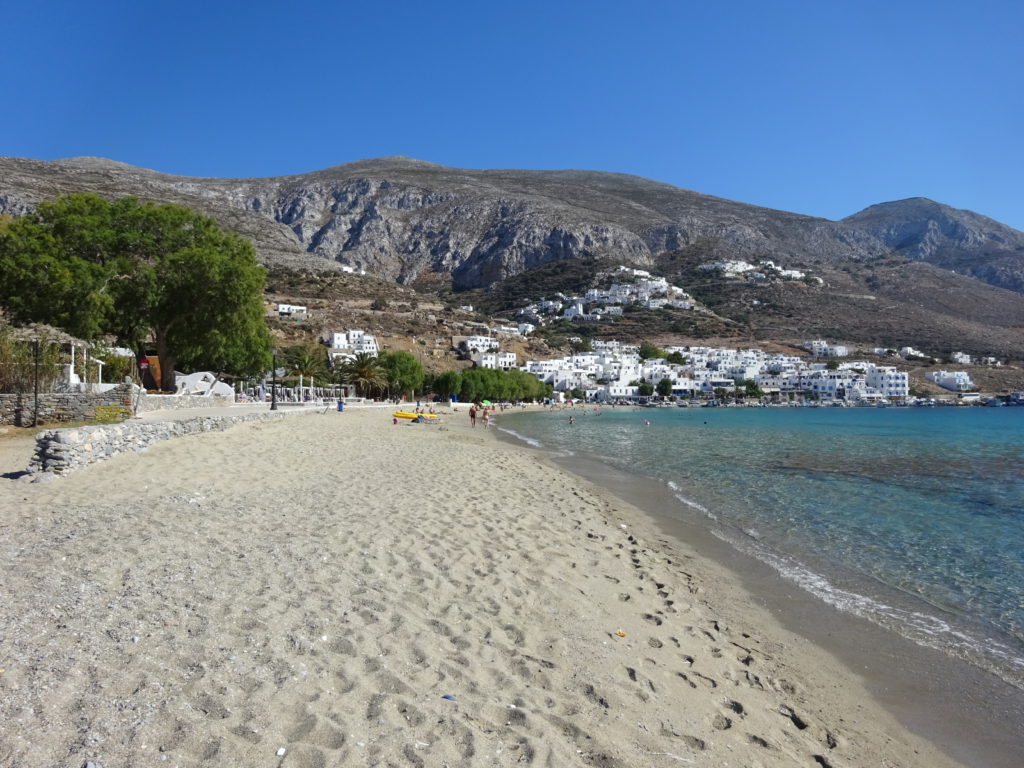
left=2, top=155, right=1023, bottom=357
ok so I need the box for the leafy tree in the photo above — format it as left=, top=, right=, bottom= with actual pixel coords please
left=739, top=379, right=764, bottom=398
left=636, top=380, right=654, bottom=396
left=378, top=350, right=425, bottom=399
left=825, top=360, right=839, bottom=370
left=433, top=370, right=462, bottom=401
left=569, top=337, right=593, bottom=353
left=0, top=193, right=271, bottom=390
left=370, top=298, right=389, bottom=310
left=665, top=351, right=687, bottom=365
left=338, top=352, right=385, bottom=397
left=656, top=377, right=674, bottom=397
left=638, top=340, right=666, bottom=360
left=569, top=387, right=585, bottom=401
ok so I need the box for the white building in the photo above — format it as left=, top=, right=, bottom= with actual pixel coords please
left=925, top=370, right=975, bottom=392
left=804, top=340, right=849, bottom=357
left=473, top=351, right=518, bottom=370
left=277, top=303, right=308, bottom=319
left=328, top=329, right=379, bottom=357
left=865, top=366, right=909, bottom=399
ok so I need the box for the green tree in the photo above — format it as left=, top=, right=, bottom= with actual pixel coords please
left=665, top=351, right=687, bottom=365
left=739, top=379, right=764, bottom=398
left=636, top=380, right=654, bottom=396
left=638, top=340, right=666, bottom=360
left=569, top=387, right=585, bottom=401
left=379, top=350, right=425, bottom=399
left=338, top=352, right=385, bottom=397
left=656, top=377, right=674, bottom=397
left=0, top=193, right=271, bottom=390
left=433, top=370, right=462, bottom=401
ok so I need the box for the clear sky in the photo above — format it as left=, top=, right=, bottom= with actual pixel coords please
left=3, top=1, right=1022, bottom=229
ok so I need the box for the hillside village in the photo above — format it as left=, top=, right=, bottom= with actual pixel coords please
left=255, top=254, right=1024, bottom=404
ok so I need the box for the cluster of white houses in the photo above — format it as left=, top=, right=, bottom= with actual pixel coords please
left=516, top=267, right=695, bottom=324
left=519, top=340, right=978, bottom=403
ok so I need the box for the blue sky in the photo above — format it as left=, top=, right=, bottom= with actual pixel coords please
left=3, top=1, right=1022, bottom=229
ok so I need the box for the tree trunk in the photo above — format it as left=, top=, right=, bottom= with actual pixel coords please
left=155, top=330, right=177, bottom=392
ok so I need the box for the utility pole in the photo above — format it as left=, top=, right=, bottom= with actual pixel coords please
left=270, top=351, right=278, bottom=410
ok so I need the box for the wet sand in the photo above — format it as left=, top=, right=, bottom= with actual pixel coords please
left=538, top=446, right=1024, bottom=768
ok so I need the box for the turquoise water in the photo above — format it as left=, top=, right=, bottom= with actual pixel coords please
left=500, top=406, right=1024, bottom=688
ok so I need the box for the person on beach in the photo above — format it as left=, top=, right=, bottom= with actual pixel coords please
left=469, top=404, right=477, bottom=427
left=569, top=415, right=575, bottom=425
left=482, top=408, right=491, bottom=428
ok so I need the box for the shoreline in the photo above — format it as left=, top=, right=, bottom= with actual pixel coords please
left=0, top=407, right=1000, bottom=766
left=493, top=412, right=1024, bottom=768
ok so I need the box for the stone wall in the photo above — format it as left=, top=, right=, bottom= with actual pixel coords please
left=28, top=409, right=308, bottom=476
left=0, top=384, right=140, bottom=427
left=0, top=386, right=238, bottom=425
left=136, top=393, right=235, bottom=412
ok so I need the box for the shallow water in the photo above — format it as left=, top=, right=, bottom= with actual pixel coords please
left=501, top=406, right=1024, bottom=689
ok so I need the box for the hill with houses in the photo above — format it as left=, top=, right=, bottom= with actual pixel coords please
left=2, top=155, right=1024, bottom=361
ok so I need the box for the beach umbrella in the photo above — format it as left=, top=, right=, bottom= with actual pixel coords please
left=482, top=399, right=492, bottom=405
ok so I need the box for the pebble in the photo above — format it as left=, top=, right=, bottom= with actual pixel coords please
left=276, top=747, right=286, bottom=756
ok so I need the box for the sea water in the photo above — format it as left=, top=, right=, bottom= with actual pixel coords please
left=500, top=406, right=1024, bottom=689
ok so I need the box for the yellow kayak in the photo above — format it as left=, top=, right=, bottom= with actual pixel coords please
left=393, top=411, right=440, bottom=421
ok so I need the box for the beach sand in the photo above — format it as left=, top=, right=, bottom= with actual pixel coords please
left=0, top=408, right=965, bottom=767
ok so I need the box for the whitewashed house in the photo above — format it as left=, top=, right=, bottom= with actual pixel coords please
left=925, top=370, right=975, bottom=392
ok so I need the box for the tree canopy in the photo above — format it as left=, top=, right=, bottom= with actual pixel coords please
left=458, top=367, right=550, bottom=403
left=0, top=193, right=271, bottom=389
left=378, top=350, right=425, bottom=399
left=638, top=340, right=667, bottom=360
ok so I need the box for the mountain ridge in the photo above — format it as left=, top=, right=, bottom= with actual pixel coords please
left=1, top=155, right=1023, bottom=357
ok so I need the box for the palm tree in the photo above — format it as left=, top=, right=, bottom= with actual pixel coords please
left=337, top=352, right=385, bottom=398
left=285, top=342, right=329, bottom=379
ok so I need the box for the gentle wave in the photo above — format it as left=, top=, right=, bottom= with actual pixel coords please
left=666, top=481, right=716, bottom=520
left=496, top=427, right=545, bottom=449
left=706, top=523, right=1024, bottom=690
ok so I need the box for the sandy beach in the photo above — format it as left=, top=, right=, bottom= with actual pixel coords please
left=0, top=407, right=970, bottom=768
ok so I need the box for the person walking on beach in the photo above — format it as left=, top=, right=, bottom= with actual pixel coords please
left=482, top=408, right=491, bottom=428
left=469, top=404, right=477, bottom=427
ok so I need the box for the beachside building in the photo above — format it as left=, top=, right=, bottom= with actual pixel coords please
left=865, top=366, right=909, bottom=399
left=925, top=370, right=975, bottom=392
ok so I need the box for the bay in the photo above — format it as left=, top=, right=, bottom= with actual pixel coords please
left=500, top=405, right=1024, bottom=689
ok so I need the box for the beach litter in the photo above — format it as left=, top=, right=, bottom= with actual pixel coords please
left=441, top=694, right=457, bottom=701
left=614, top=629, right=627, bottom=637
left=276, top=747, right=286, bottom=756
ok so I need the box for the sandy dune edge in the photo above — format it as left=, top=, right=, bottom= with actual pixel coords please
left=0, top=408, right=961, bottom=767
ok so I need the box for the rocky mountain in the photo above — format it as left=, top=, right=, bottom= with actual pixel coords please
left=2, top=155, right=1023, bottom=357
left=842, top=198, right=1024, bottom=293
left=1, top=155, right=1022, bottom=292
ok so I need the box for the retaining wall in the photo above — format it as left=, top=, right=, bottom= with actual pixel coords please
left=0, top=384, right=139, bottom=427
left=136, top=393, right=235, bottom=412
left=28, top=409, right=306, bottom=476
left=1, top=387, right=237, bottom=426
